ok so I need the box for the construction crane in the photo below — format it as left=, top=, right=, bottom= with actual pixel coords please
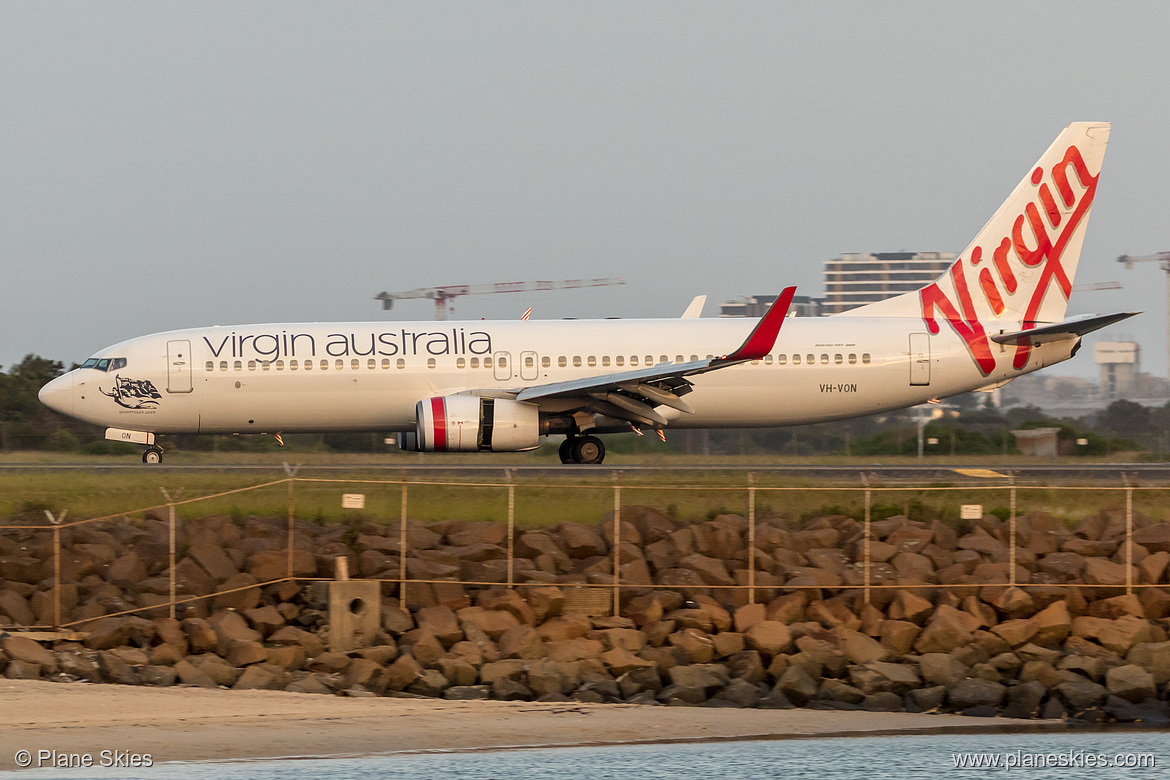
left=1071, top=281, right=1122, bottom=292
left=1118, top=252, right=1170, bottom=377
left=375, top=278, right=626, bottom=321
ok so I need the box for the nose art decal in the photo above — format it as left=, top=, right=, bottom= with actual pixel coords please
left=99, top=375, right=162, bottom=409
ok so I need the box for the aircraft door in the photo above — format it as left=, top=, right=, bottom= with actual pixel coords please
left=909, top=333, right=930, bottom=386
left=167, top=339, right=193, bottom=393
left=520, top=351, right=539, bottom=381
left=494, top=351, right=512, bottom=381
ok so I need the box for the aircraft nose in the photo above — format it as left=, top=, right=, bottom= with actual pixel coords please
left=39, top=373, right=74, bottom=416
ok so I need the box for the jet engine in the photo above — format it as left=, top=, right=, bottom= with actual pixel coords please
left=399, top=396, right=540, bottom=452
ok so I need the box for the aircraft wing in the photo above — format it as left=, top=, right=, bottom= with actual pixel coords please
left=510, top=287, right=796, bottom=427
left=990, top=312, right=1139, bottom=346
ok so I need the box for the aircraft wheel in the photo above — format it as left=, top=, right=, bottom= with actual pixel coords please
left=142, top=447, right=163, bottom=465
left=558, top=438, right=576, bottom=464
left=571, top=435, right=605, bottom=465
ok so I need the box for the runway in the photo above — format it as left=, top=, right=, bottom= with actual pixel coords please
left=0, top=461, right=1164, bottom=485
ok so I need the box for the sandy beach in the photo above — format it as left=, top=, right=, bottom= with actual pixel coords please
left=0, top=680, right=1076, bottom=769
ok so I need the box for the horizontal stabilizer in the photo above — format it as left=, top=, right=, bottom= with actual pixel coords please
left=990, top=312, right=1139, bottom=346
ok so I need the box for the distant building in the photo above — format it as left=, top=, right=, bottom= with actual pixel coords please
left=1095, top=341, right=1139, bottom=400
left=719, top=294, right=821, bottom=318
left=1011, top=427, right=1061, bottom=457
left=821, top=251, right=955, bottom=315
left=720, top=251, right=953, bottom=319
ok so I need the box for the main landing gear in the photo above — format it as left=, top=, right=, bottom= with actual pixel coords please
left=559, top=435, right=605, bottom=465
left=142, top=445, right=164, bottom=464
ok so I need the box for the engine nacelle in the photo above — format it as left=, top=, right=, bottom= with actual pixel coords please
left=405, top=396, right=540, bottom=452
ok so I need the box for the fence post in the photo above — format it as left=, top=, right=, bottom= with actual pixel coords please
left=862, top=474, right=871, bottom=606
left=44, top=510, right=67, bottom=629
left=283, top=464, right=299, bottom=580
left=1008, top=474, right=1017, bottom=587
left=506, top=470, right=516, bottom=590
left=747, top=472, right=756, bottom=605
left=612, top=470, right=621, bottom=617
left=159, top=489, right=181, bottom=620
left=399, top=481, right=409, bottom=606
left=1126, top=477, right=1134, bottom=596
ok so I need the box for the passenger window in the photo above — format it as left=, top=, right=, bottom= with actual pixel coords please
left=820, top=354, right=829, bottom=365
left=427, top=358, right=436, bottom=369
left=471, top=357, right=480, bottom=368
left=233, top=360, right=241, bottom=371
left=675, top=355, right=684, bottom=363
left=690, top=355, right=698, bottom=362
left=291, top=359, right=299, bottom=370
left=498, top=357, right=507, bottom=368
left=484, top=357, right=493, bottom=368
left=806, top=354, right=815, bottom=365
left=764, top=355, right=773, bottom=365
left=205, top=361, right=214, bottom=371
left=351, top=359, right=360, bottom=370
left=219, top=361, right=228, bottom=371
left=96, top=359, right=110, bottom=371
left=862, top=353, right=872, bottom=364
left=645, top=355, right=653, bottom=365
left=381, top=358, right=391, bottom=369
left=261, top=361, right=271, bottom=371
left=615, top=356, right=624, bottom=367
left=848, top=354, right=857, bottom=364
left=792, top=354, right=801, bottom=365
left=337, top=359, right=345, bottom=370
left=275, top=360, right=284, bottom=370
left=587, top=356, right=596, bottom=367
left=366, top=358, right=374, bottom=370
left=630, top=356, right=639, bottom=366
left=573, top=356, right=582, bottom=367
left=541, top=356, right=550, bottom=368
left=397, top=358, right=405, bottom=369
left=248, top=360, right=256, bottom=371
left=526, top=356, right=535, bottom=368
left=303, top=360, right=311, bottom=371
left=659, top=355, right=667, bottom=364
left=778, top=354, right=787, bottom=365
left=558, top=356, right=567, bottom=367
left=457, top=357, right=466, bottom=369
left=320, top=360, right=328, bottom=370
left=835, top=354, right=843, bottom=364
left=601, top=356, right=609, bottom=367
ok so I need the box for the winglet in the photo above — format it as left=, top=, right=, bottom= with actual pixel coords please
left=681, top=295, right=706, bottom=319
left=721, top=286, right=796, bottom=361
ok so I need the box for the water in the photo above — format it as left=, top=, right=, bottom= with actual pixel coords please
left=3, top=731, right=1163, bottom=779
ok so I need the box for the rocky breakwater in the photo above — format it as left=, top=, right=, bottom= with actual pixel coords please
left=1, top=506, right=1169, bottom=722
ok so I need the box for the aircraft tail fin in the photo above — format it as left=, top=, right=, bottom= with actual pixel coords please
left=840, top=122, right=1110, bottom=325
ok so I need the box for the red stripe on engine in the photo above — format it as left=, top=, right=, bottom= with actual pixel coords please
left=430, top=397, right=447, bottom=451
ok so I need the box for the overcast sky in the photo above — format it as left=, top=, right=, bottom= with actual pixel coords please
left=2, top=2, right=1167, bottom=380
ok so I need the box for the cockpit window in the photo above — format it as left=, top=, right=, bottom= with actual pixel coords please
left=81, top=357, right=126, bottom=372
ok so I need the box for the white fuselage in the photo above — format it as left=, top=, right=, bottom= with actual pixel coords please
left=42, top=316, right=1076, bottom=436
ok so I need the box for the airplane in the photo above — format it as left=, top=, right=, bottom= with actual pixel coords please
left=40, top=122, right=1134, bottom=465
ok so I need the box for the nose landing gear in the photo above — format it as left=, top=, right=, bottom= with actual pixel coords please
left=558, top=435, right=605, bottom=465
left=142, top=445, right=164, bottom=464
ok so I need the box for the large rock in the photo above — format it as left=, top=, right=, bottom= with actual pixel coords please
left=1105, top=664, right=1157, bottom=703
left=1055, top=679, right=1107, bottom=711
left=917, top=653, right=970, bottom=687
left=744, top=621, right=792, bottom=657
left=914, top=605, right=975, bottom=654
left=947, top=678, right=1006, bottom=710
left=1030, top=601, right=1072, bottom=646
left=1126, top=642, right=1170, bottom=685
left=835, top=628, right=889, bottom=664
left=848, top=661, right=921, bottom=695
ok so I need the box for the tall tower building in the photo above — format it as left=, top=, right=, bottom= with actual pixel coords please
left=821, top=252, right=955, bottom=315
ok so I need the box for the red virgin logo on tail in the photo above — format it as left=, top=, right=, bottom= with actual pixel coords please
left=920, top=144, right=1100, bottom=376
